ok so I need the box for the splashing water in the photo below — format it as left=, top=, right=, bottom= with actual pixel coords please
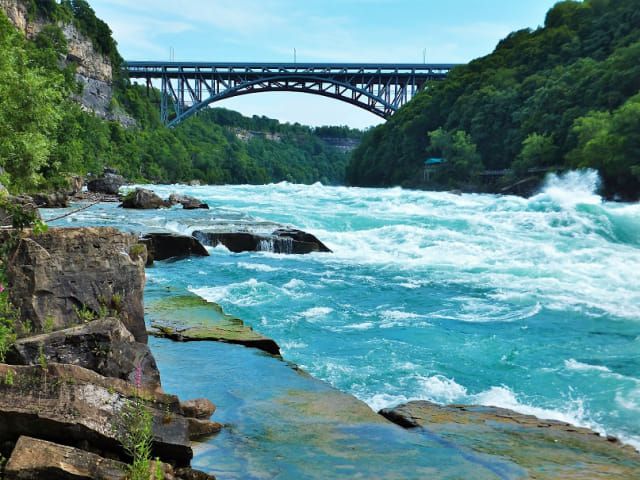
left=50, top=170, right=640, bottom=450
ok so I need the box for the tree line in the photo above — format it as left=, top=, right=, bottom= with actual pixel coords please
left=0, top=0, right=361, bottom=193
left=347, top=0, right=640, bottom=200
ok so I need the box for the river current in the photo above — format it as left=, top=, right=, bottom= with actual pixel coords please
left=49, top=169, right=640, bottom=452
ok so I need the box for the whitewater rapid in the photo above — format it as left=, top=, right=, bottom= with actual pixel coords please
left=54, top=169, right=640, bottom=450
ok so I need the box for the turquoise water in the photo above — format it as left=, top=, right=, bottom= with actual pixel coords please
left=49, top=169, right=640, bottom=453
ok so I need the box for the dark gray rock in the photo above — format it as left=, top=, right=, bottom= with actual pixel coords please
left=120, top=188, right=169, bottom=209
left=5, top=227, right=148, bottom=343
left=193, top=228, right=332, bottom=255
left=0, top=196, right=41, bottom=227
left=6, top=318, right=160, bottom=389
left=140, top=233, right=209, bottom=264
left=168, top=193, right=209, bottom=210
left=87, top=173, right=125, bottom=195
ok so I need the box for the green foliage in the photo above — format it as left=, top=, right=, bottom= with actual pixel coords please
left=428, top=128, right=483, bottom=184
left=3, top=368, right=14, bottom=386
left=74, top=305, right=96, bottom=323
left=568, top=93, right=640, bottom=197
left=347, top=0, right=640, bottom=199
left=512, top=133, right=558, bottom=176
left=0, top=1, right=361, bottom=192
left=120, top=397, right=154, bottom=480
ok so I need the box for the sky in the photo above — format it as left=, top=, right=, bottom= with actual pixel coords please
left=89, top=0, right=560, bottom=129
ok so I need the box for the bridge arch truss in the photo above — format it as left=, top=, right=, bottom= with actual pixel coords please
left=125, top=62, right=456, bottom=127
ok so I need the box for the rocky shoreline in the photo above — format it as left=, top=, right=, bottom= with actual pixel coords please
left=0, top=226, right=218, bottom=479
left=1, top=197, right=639, bottom=479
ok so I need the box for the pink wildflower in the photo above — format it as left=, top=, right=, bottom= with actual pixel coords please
left=0, top=283, right=4, bottom=294
left=134, top=362, right=143, bottom=388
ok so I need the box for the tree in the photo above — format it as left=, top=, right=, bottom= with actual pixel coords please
left=428, top=128, right=484, bottom=184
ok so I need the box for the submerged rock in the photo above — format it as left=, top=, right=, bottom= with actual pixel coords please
left=6, top=227, right=147, bottom=342
left=7, top=318, right=160, bottom=389
left=147, top=293, right=280, bottom=355
left=193, top=227, right=331, bottom=255
left=379, top=400, right=640, bottom=480
left=140, top=233, right=209, bottom=264
left=0, top=363, right=192, bottom=467
left=168, top=193, right=209, bottom=210
left=120, top=188, right=169, bottom=209
left=87, top=173, right=125, bottom=195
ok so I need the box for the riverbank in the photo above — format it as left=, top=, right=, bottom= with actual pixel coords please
left=4, top=176, right=639, bottom=478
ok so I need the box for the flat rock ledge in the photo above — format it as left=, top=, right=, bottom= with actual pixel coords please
left=147, top=293, right=280, bottom=356
left=379, top=400, right=640, bottom=480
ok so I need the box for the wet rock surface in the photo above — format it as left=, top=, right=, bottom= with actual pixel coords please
left=193, top=227, right=331, bottom=254
left=379, top=400, right=640, bottom=480
left=7, top=318, right=160, bottom=389
left=140, top=232, right=209, bottom=264
left=6, top=227, right=147, bottom=343
left=147, top=293, right=280, bottom=356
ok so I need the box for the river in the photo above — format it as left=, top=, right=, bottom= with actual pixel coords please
left=48, top=169, right=640, bottom=472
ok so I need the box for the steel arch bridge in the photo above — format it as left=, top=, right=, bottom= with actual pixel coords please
left=124, top=61, right=458, bottom=127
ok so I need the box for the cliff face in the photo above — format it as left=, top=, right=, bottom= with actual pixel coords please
left=0, top=0, right=134, bottom=126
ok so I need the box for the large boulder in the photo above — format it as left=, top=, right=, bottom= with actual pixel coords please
left=168, top=193, right=209, bottom=210
left=87, top=173, right=125, bottom=195
left=193, top=228, right=332, bottom=254
left=140, top=233, right=209, bottom=264
left=0, top=363, right=192, bottom=467
left=6, top=318, right=160, bottom=389
left=120, top=188, right=169, bottom=209
left=32, top=191, right=69, bottom=208
left=5, top=227, right=147, bottom=343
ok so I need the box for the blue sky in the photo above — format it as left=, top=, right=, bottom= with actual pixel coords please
left=90, top=0, right=560, bottom=128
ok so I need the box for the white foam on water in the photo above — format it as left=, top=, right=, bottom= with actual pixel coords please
left=416, top=375, right=468, bottom=404
left=283, top=278, right=306, bottom=289
left=564, top=359, right=612, bottom=373
left=300, top=307, right=334, bottom=319
left=237, top=262, right=280, bottom=273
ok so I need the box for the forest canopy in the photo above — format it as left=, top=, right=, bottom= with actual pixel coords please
left=346, top=0, right=640, bottom=200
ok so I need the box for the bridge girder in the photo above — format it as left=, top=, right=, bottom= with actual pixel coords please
left=124, top=62, right=457, bottom=127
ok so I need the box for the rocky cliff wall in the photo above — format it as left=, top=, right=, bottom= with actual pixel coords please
left=0, top=0, right=134, bottom=126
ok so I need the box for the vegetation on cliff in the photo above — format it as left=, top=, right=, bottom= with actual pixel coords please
left=346, top=0, right=640, bottom=200
left=0, top=0, right=360, bottom=193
